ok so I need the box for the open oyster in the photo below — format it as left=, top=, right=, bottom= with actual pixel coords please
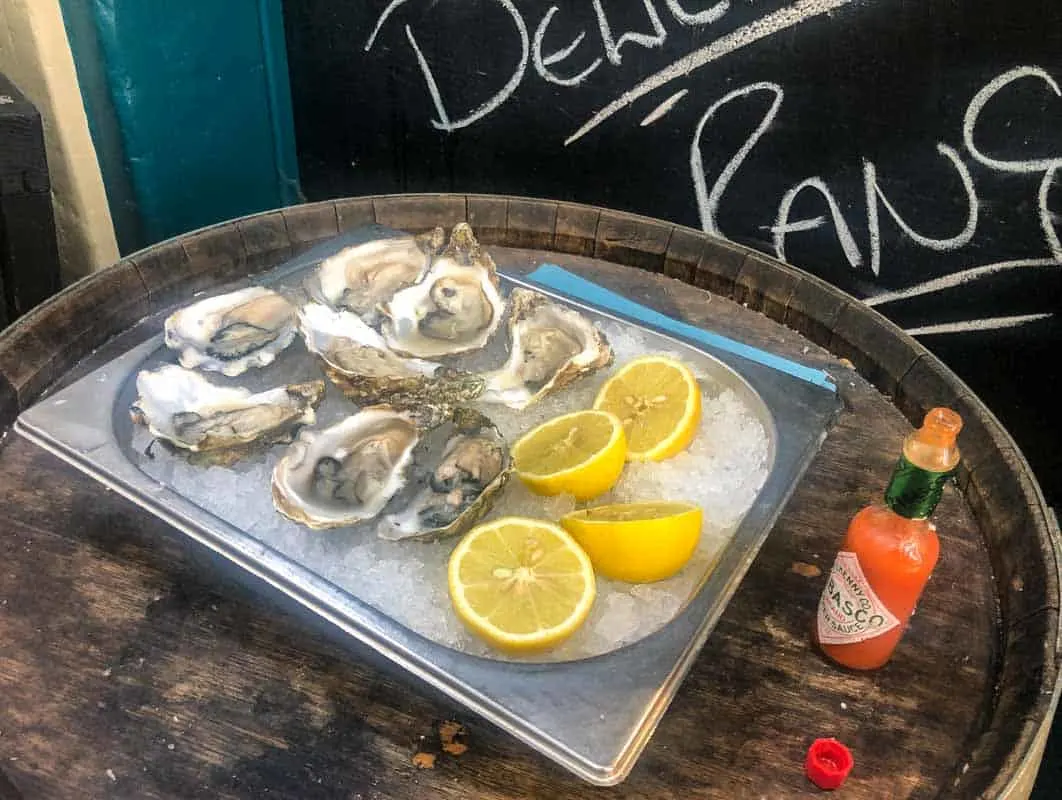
left=481, top=289, right=613, bottom=410
left=380, top=223, right=505, bottom=359
left=272, top=407, right=422, bottom=530
left=305, top=228, right=444, bottom=322
left=380, top=407, right=511, bottom=541
left=164, top=287, right=297, bottom=377
left=298, top=302, right=485, bottom=406
left=131, top=364, right=325, bottom=453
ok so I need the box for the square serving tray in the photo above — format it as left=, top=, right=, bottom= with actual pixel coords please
left=15, top=229, right=841, bottom=785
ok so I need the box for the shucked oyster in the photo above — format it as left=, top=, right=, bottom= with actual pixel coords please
left=305, top=228, right=445, bottom=322
left=298, top=302, right=484, bottom=406
left=481, top=289, right=612, bottom=410
left=380, top=407, right=511, bottom=541
left=164, top=287, right=297, bottom=377
left=272, top=407, right=423, bottom=530
left=131, top=364, right=325, bottom=453
left=380, top=223, right=505, bottom=359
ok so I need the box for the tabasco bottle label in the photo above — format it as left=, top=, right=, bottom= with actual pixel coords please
left=817, top=551, right=901, bottom=645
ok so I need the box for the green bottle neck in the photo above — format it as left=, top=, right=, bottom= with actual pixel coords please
left=883, top=454, right=953, bottom=520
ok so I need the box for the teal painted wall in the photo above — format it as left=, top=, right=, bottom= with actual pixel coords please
left=61, top=0, right=300, bottom=252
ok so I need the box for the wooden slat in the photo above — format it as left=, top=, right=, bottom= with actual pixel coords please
left=467, top=195, right=509, bottom=246
left=553, top=202, right=599, bottom=257
left=0, top=262, right=148, bottom=408
left=662, top=227, right=704, bottom=285
left=692, top=237, right=748, bottom=297
left=505, top=198, right=557, bottom=250
left=733, top=251, right=799, bottom=322
left=0, top=326, right=56, bottom=410
left=829, top=303, right=929, bottom=397
left=335, top=197, right=377, bottom=231
left=893, top=353, right=966, bottom=429
left=373, top=195, right=468, bottom=232
left=783, top=271, right=850, bottom=349
left=594, top=210, right=672, bottom=273
left=965, top=608, right=1059, bottom=797
left=966, top=448, right=1056, bottom=622
left=236, top=211, right=292, bottom=271
left=281, top=201, right=339, bottom=253
left=129, top=239, right=195, bottom=312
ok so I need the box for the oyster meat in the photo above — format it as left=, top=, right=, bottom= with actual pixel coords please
left=131, top=364, right=325, bottom=453
left=481, top=289, right=613, bottom=409
left=380, top=223, right=505, bottom=359
left=298, top=302, right=485, bottom=406
left=164, top=287, right=297, bottom=376
left=306, top=228, right=444, bottom=321
left=380, top=407, right=511, bottom=541
left=272, top=407, right=421, bottom=529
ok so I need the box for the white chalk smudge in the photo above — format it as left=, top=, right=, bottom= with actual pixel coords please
left=864, top=258, right=1059, bottom=306
left=566, top=0, right=856, bottom=145
left=640, top=89, right=689, bottom=126
left=905, top=313, right=1053, bottom=336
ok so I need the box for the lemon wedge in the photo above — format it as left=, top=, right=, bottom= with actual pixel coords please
left=448, top=517, right=596, bottom=653
left=560, top=501, right=703, bottom=583
left=511, top=409, right=626, bottom=501
left=593, top=356, right=701, bottom=461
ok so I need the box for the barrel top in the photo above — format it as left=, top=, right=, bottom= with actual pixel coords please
left=0, top=194, right=1056, bottom=799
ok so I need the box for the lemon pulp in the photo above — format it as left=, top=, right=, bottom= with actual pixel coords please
left=448, top=517, right=596, bottom=652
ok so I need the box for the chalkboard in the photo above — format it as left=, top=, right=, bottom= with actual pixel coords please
left=280, top=0, right=1062, bottom=503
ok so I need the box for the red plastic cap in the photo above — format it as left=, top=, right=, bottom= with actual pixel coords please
left=806, top=738, right=854, bottom=790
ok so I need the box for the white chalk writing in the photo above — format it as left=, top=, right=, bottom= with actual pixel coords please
left=363, top=3, right=1059, bottom=328
left=689, top=67, right=1062, bottom=295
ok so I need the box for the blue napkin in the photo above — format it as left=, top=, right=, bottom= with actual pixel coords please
left=524, top=264, right=836, bottom=392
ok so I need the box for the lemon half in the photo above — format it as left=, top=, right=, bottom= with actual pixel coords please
left=511, top=409, right=626, bottom=501
left=448, top=517, right=596, bottom=653
left=560, top=501, right=703, bottom=583
left=593, top=356, right=701, bottom=461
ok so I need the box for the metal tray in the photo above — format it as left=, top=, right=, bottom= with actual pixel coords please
left=15, top=230, right=841, bottom=785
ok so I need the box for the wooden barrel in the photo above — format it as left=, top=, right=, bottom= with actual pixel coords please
left=0, top=194, right=1057, bottom=799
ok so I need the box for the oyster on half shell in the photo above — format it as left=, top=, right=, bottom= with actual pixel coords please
left=481, top=288, right=613, bottom=410
left=298, top=302, right=485, bottom=406
left=272, top=407, right=423, bottom=530
left=379, top=407, right=511, bottom=541
left=164, top=287, right=297, bottom=377
left=305, top=228, right=445, bottom=322
left=131, top=365, right=325, bottom=454
left=380, top=223, right=505, bottom=359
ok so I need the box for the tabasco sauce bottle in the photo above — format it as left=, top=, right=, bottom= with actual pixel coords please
left=814, top=407, right=962, bottom=670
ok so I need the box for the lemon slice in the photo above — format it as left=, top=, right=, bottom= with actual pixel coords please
left=448, top=517, right=596, bottom=653
left=593, top=356, right=701, bottom=461
left=560, top=501, right=703, bottom=583
left=511, top=409, right=626, bottom=501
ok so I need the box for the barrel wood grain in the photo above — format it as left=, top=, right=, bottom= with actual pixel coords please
left=553, top=202, right=599, bottom=257
left=693, top=236, right=749, bottom=297
left=281, top=204, right=338, bottom=254
left=236, top=211, right=292, bottom=272
left=0, top=194, right=1056, bottom=800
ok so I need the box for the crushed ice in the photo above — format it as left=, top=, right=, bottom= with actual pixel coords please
left=129, top=291, right=770, bottom=662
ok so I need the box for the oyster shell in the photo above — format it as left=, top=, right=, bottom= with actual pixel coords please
left=272, top=407, right=422, bottom=530
left=380, top=223, right=505, bottom=358
left=380, top=407, right=512, bottom=541
left=306, top=228, right=445, bottom=321
left=130, top=364, right=325, bottom=453
left=481, top=289, right=613, bottom=409
left=164, top=287, right=297, bottom=376
left=298, top=302, right=485, bottom=406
